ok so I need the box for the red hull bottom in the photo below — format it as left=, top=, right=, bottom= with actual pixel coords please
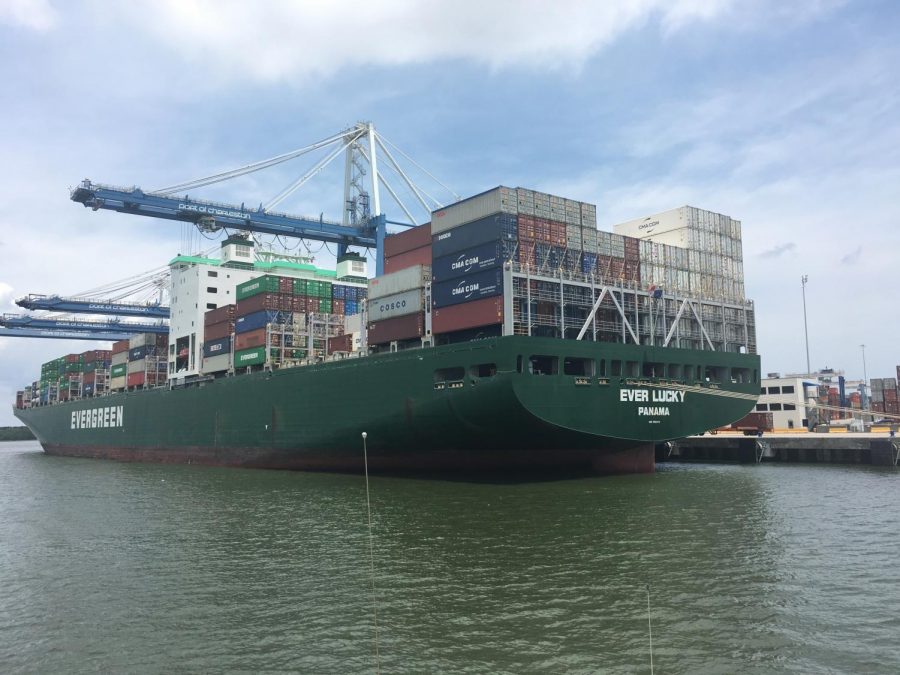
left=41, top=443, right=655, bottom=477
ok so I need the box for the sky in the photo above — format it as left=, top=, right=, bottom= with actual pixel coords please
left=1, top=0, right=899, bottom=425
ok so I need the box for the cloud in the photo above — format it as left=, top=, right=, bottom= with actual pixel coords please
left=108, top=0, right=743, bottom=83
left=758, top=243, right=797, bottom=259
left=840, top=246, right=862, bottom=265
left=0, top=0, right=58, bottom=31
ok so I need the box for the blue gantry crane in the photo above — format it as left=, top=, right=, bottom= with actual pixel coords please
left=0, top=314, right=168, bottom=335
left=70, top=122, right=458, bottom=275
left=16, top=294, right=170, bottom=318
left=0, top=328, right=133, bottom=341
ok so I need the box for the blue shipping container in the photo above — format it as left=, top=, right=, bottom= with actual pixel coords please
left=128, top=345, right=148, bottom=362
left=235, top=310, right=289, bottom=334
left=582, top=253, right=597, bottom=275
left=431, top=213, right=517, bottom=258
left=432, top=268, right=504, bottom=309
left=203, top=336, right=232, bottom=357
left=432, top=240, right=504, bottom=283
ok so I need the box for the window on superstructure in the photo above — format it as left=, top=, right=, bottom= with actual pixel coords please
left=756, top=403, right=768, bottom=411
left=769, top=403, right=782, bottom=411
left=206, top=303, right=217, bottom=310
left=767, top=386, right=780, bottom=394
left=208, top=271, right=218, bottom=277
left=782, top=385, right=795, bottom=394
left=434, top=367, right=464, bottom=383
left=528, top=355, right=558, bottom=375
left=784, top=404, right=796, bottom=411
left=207, top=287, right=217, bottom=294
left=563, top=357, right=593, bottom=376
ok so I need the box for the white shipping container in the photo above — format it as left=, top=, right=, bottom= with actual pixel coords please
left=368, top=265, right=431, bottom=300
left=128, top=333, right=158, bottom=349
left=111, top=351, right=128, bottom=366
left=110, top=376, right=126, bottom=390
left=367, top=289, right=424, bottom=322
left=432, top=187, right=516, bottom=234
left=202, top=353, right=232, bottom=374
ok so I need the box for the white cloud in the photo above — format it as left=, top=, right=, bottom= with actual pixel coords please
left=106, top=0, right=744, bottom=83
left=0, top=0, right=58, bottom=31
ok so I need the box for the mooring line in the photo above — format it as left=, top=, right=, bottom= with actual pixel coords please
left=361, top=431, right=381, bottom=673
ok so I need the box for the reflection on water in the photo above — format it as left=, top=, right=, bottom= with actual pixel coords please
left=0, top=442, right=897, bottom=673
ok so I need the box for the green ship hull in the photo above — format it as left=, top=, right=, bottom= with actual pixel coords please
left=14, top=336, right=760, bottom=476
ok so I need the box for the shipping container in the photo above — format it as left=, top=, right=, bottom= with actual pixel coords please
left=235, top=310, right=288, bottom=334
left=367, top=312, right=426, bottom=344
left=110, top=363, right=127, bottom=378
left=204, top=304, right=236, bottom=326
left=384, top=222, right=432, bottom=257
left=236, top=292, right=292, bottom=316
left=431, top=186, right=517, bottom=233
left=234, top=346, right=273, bottom=368
left=235, top=328, right=269, bottom=351
left=433, top=296, right=503, bottom=334
left=127, top=371, right=146, bottom=388
left=204, top=320, right=234, bottom=341
left=128, top=333, right=166, bottom=349
left=368, top=265, right=431, bottom=300
left=432, top=268, right=503, bottom=309
left=129, top=345, right=149, bottom=362
left=384, top=245, right=432, bottom=274
left=327, top=333, right=354, bottom=355
left=202, top=353, right=232, bottom=374
left=432, top=240, right=503, bottom=283
left=202, top=336, right=232, bottom=358
left=367, top=289, right=424, bottom=322
left=431, top=213, right=518, bottom=258
left=236, top=275, right=281, bottom=301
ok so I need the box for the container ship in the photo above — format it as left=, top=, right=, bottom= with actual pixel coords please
left=13, top=187, right=761, bottom=475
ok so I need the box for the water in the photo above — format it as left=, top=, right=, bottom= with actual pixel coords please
left=1, top=441, right=898, bottom=674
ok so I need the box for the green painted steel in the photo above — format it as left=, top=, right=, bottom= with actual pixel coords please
left=15, top=336, right=760, bottom=474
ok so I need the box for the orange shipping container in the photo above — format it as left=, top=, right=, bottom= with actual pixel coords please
left=433, top=296, right=503, bottom=334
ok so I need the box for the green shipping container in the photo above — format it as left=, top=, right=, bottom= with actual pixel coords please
left=293, top=279, right=308, bottom=296
left=66, top=363, right=84, bottom=373
left=111, top=363, right=127, bottom=377
left=318, top=299, right=332, bottom=313
left=236, top=275, right=281, bottom=301
left=234, top=346, right=272, bottom=367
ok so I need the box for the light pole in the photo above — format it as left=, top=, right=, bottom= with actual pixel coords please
left=801, top=275, right=810, bottom=375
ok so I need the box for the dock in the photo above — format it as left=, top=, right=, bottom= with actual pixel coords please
left=658, top=432, right=900, bottom=467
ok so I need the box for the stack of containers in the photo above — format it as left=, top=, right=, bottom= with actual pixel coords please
left=126, top=333, right=168, bottom=390
left=61, top=353, right=84, bottom=401
left=202, top=304, right=236, bottom=374
left=882, top=377, right=898, bottom=416
left=612, top=206, right=745, bottom=302
left=233, top=275, right=303, bottom=369
left=367, top=265, right=431, bottom=346
left=110, top=339, right=129, bottom=391
left=870, top=378, right=884, bottom=413
left=384, top=224, right=432, bottom=274
left=81, top=349, right=112, bottom=398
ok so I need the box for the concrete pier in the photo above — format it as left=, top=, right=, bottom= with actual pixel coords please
left=657, top=432, right=900, bottom=467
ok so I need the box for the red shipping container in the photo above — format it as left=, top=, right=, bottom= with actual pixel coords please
left=872, top=401, right=885, bottom=412
left=327, top=333, right=354, bottom=355
left=305, top=297, right=319, bottom=313
left=292, top=296, right=306, bottom=312
left=236, top=293, right=292, bottom=316
left=333, top=299, right=345, bottom=315
left=433, top=296, right=503, bottom=334
left=204, top=320, right=234, bottom=341
left=234, top=328, right=275, bottom=351
left=367, top=312, right=425, bottom=344
left=385, top=223, right=432, bottom=257
left=83, top=372, right=96, bottom=386
left=279, top=277, right=293, bottom=294
left=204, top=304, right=236, bottom=326
left=127, top=372, right=146, bottom=388
left=65, top=353, right=81, bottom=363
left=884, top=389, right=898, bottom=402
left=112, top=339, right=130, bottom=355
left=384, top=245, right=432, bottom=274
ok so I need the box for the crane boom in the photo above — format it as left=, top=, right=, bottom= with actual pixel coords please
left=0, top=328, right=132, bottom=341
left=70, top=180, right=383, bottom=248
left=16, top=294, right=170, bottom=318
left=1, top=314, right=167, bottom=335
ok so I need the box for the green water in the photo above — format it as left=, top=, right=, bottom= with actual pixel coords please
left=1, top=441, right=897, bottom=673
